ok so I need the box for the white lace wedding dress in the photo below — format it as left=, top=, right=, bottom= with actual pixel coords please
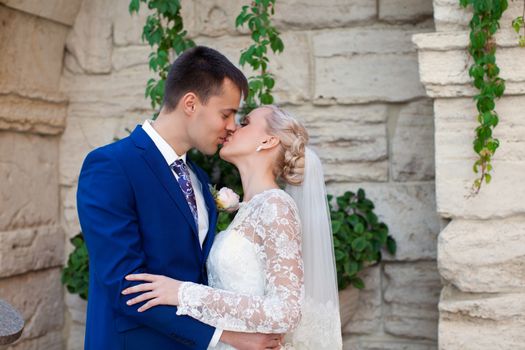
left=176, top=189, right=342, bottom=349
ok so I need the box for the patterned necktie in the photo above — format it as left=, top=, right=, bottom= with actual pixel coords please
left=171, top=159, right=198, bottom=227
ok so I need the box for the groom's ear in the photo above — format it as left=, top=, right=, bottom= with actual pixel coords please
left=180, top=92, right=198, bottom=115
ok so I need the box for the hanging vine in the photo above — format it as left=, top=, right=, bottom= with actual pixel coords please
left=235, top=0, right=284, bottom=113
left=460, top=0, right=508, bottom=194
left=512, top=1, right=525, bottom=46
left=129, top=0, right=195, bottom=113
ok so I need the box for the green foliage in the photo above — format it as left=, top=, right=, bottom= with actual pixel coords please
left=236, top=0, right=283, bottom=113
left=329, top=189, right=396, bottom=290
left=512, top=4, right=525, bottom=47
left=460, top=0, right=508, bottom=194
left=61, top=233, right=89, bottom=300
left=129, top=0, right=195, bottom=113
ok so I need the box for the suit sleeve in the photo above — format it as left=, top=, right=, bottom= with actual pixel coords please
left=77, top=148, right=215, bottom=349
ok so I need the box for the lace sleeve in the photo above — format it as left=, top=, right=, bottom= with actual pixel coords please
left=176, top=193, right=304, bottom=333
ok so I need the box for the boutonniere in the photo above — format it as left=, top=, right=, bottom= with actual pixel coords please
left=209, top=185, right=240, bottom=212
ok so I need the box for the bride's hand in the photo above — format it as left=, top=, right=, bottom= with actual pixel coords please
left=122, top=273, right=182, bottom=312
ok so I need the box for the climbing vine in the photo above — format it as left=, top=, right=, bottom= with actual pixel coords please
left=460, top=0, right=508, bottom=194
left=129, top=0, right=195, bottom=113
left=235, top=0, right=284, bottom=113
left=512, top=1, right=525, bottom=46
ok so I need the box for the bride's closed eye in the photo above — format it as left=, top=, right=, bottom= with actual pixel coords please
left=239, top=116, right=250, bottom=127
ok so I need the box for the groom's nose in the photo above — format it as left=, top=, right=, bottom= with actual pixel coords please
left=225, top=115, right=236, bottom=132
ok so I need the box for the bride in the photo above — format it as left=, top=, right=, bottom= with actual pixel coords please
left=122, top=105, right=342, bottom=349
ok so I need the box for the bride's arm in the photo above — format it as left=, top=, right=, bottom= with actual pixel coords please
left=175, top=195, right=304, bottom=333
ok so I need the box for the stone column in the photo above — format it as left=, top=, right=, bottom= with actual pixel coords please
left=0, top=1, right=82, bottom=349
left=413, top=1, right=525, bottom=348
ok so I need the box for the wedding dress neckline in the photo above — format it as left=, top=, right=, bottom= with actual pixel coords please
left=239, top=187, right=283, bottom=206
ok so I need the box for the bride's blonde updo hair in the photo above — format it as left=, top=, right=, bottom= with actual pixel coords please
left=262, top=105, right=309, bottom=186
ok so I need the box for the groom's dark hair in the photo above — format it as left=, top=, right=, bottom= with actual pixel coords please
left=162, top=46, right=248, bottom=111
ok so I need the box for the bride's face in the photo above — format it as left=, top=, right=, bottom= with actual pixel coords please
left=219, top=107, right=272, bottom=163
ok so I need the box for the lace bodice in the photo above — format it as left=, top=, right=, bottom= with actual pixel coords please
left=176, top=189, right=304, bottom=338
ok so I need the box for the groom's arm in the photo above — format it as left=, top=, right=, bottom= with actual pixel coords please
left=77, top=148, right=214, bottom=349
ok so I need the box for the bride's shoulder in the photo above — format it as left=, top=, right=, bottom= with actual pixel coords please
left=258, top=189, right=298, bottom=214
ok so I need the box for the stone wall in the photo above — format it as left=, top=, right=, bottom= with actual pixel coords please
left=414, top=1, right=525, bottom=349
left=0, top=1, right=83, bottom=349
left=58, top=0, right=442, bottom=349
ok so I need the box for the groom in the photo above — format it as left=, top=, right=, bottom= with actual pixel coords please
left=77, top=47, right=282, bottom=350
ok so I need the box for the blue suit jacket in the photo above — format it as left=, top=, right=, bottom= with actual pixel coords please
left=77, top=125, right=218, bottom=350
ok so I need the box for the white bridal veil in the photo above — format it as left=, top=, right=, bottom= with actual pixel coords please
left=285, top=147, right=343, bottom=349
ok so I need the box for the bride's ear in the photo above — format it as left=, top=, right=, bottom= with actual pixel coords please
left=262, top=136, right=280, bottom=149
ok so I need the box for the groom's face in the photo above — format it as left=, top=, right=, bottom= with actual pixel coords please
left=188, top=78, right=241, bottom=155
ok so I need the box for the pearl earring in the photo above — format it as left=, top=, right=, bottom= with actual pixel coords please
left=256, top=146, right=262, bottom=152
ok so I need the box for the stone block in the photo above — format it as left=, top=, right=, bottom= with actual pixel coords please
left=413, top=31, right=525, bottom=98
left=438, top=217, right=525, bottom=293
left=65, top=0, right=113, bottom=74
left=0, top=269, right=64, bottom=340
left=314, top=52, right=425, bottom=104
left=0, top=225, right=64, bottom=278
left=112, top=45, right=150, bottom=72
left=1, top=330, right=63, bottom=350
left=0, top=131, right=59, bottom=231
left=439, top=285, right=525, bottom=350
left=59, top=115, right=141, bottom=186
left=433, top=0, right=523, bottom=32
left=272, top=0, right=376, bottom=30
left=379, top=0, right=434, bottom=23
left=329, top=183, right=441, bottom=261
left=314, top=27, right=425, bottom=57
left=383, top=262, right=441, bottom=340
left=343, top=266, right=382, bottom=335
left=0, top=6, right=69, bottom=94
left=65, top=322, right=85, bottom=350
left=313, top=24, right=437, bottom=104
left=198, top=32, right=310, bottom=103
left=61, top=185, right=81, bottom=249
left=63, top=293, right=87, bottom=350
left=432, top=96, right=525, bottom=218
left=0, top=0, right=83, bottom=26
left=390, top=99, right=435, bottom=181
left=112, top=0, right=152, bottom=46
left=65, top=293, right=87, bottom=325
left=60, top=62, right=153, bottom=120
left=180, top=0, right=244, bottom=38
left=286, top=104, right=388, bottom=182
left=0, top=93, right=67, bottom=135
left=343, top=337, right=437, bottom=350
left=182, top=0, right=376, bottom=35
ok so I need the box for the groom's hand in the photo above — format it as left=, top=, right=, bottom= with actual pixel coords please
left=220, top=331, right=283, bottom=350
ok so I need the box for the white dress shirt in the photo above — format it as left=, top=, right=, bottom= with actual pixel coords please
left=142, top=120, right=222, bottom=347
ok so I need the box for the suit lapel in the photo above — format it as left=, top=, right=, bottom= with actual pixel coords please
left=131, top=126, right=199, bottom=239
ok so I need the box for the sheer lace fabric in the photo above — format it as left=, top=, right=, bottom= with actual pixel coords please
left=176, top=189, right=305, bottom=338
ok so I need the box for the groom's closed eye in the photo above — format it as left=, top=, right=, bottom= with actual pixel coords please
left=220, top=108, right=237, bottom=119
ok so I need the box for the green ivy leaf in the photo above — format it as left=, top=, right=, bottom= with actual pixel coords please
left=386, top=236, right=397, bottom=255
left=351, top=277, right=365, bottom=289
left=352, top=237, right=368, bottom=252
left=129, top=0, right=140, bottom=14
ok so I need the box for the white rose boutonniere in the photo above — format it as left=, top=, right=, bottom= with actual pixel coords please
left=210, top=185, right=240, bottom=212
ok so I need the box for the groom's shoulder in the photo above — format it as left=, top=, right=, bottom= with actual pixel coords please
left=83, top=134, right=137, bottom=166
